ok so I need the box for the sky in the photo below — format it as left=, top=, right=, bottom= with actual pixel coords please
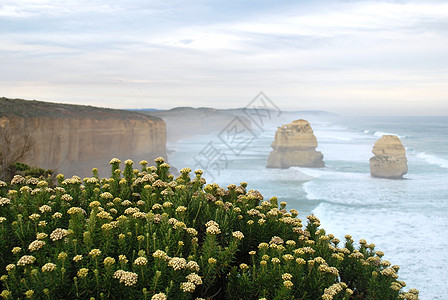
left=0, top=0, right=447, bottom=115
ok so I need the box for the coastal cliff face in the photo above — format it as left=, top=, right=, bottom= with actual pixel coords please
left=370, top=135, right=407, bottom=179
left=267, top=119, right=324, bottom=168
left=0, top=98, right=167, bottom=177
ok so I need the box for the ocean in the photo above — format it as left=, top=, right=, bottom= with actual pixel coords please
left=166, top=114, right=448, bottom=300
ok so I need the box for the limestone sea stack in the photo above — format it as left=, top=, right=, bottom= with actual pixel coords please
left=370, top=135, right=408, bottom=179
left=267, top=119, right=324, bottom=168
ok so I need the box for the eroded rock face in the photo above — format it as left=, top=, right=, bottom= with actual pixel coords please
left=370, top=135, right=407, bottom=179
left=267, top=119, right=324, bottom=168
left=1, top=115, right=166, bottom=178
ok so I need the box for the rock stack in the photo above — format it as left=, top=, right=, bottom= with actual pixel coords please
left=370, top=135, right=408, bottom=179
left=267, top=119, right=324, bottom=168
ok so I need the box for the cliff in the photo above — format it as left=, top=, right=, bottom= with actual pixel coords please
left=0, top=97, right=167, bottom=177
left=267, top=119, right=324, bottom=168
left=370, top=135, right=408, bottom=179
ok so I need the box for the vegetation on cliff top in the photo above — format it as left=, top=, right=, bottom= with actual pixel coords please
left=0, top=158, right=418, bottom=299
left=0, top=97, right=162, bottom=121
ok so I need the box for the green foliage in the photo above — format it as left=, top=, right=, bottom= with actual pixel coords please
left=23, top=167, right=54, bottom=179
left=0, top=158, right=419, bottom=299
left=4, top=162, right=55, bottom=186
left=11, top=162, right=30, bottom=172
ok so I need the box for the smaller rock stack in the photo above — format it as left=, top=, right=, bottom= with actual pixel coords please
left=370, top=135, right=408, bottom=179
left=267, top=119, right=324, bottom=168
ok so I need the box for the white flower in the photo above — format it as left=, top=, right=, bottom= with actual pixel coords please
left=186, top=261, right=200, bottom=272
left=50, top=228, right=68, bottom=241
left=11, top=175, right=25, bottom=185
left=42, top=263, right=56, bottom=272
left=89, top=249, right=102, bottom=258
left=134, top=257, right=148, bottom=266
left=153, top=250, right=168, bottom=260
left=176, top=206, right=187, bottom=213
left=109, top=158, right=121, bottom=164
left=206, top=225, right=221, bottom=235
left=151, top=293, right=167, bottom=300
left=28, top=240, right=45, bottom=252
left=0, top=198, right=11, bottom=206
left=232, top=231, right=244, bottom=240
left=113, top=270, right=138, bottom=286
left=17, top=255, right=36, bottom=266
left=186, top=273, right=202, bottom=285
left=39, top=205, right=52, bottom=213
left=168, top=257, right=187, bottom=271
left=180, top=281, right=196, bottom=293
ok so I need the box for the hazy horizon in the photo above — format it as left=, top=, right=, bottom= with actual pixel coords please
left=4, top=96, right=448, bottom=118
left=1, top=0, right=447, bottom=116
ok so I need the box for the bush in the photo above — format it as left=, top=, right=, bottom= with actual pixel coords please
left=0, top=158, right=418, bottom=299
left=11, top=162, right=30, bottom=172
left=2, top=162, right=55, bottom=186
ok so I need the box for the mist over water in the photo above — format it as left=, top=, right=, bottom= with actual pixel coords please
left=167, top=114, right=448, bottom=300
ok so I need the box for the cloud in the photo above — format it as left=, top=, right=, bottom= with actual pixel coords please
left=0, top=0, right=447, bottom=115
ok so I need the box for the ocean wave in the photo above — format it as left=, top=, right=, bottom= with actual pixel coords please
left=300, top=169, right=375, bottom=205
left=316, top=133, right=353, bottom=141
left=303, top=181, right=320, bottom=200
left=373, top=131, right=406, bottom=139
left=416, top=152, right=448, bottom=168
left=311, top=199, right=448, bottom=300
left=363, top=130, right=370, bottom=134
left=291, top=167, right=327, bottom=179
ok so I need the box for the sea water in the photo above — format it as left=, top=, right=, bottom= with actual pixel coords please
left=167, top=115, right=448, bottom=300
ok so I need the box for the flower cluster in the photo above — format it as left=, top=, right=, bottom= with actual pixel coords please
left=41, top=263, right=56, bottom=272
left=0, top=157, right=417, bottom=299
left=113, top=270, right=138, bottom=286
left=17, top=255, right=36, bottom=266
left=50, top=228, right=68, bottom=241
left=168, top=257, right=187, bottom=271
left=0, top=197, right=10, bottom=206
left=134, top=257, right=148, bottom=266
left=28, top=240, right=45, bottom=252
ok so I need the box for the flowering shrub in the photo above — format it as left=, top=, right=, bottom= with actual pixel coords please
left=0, top=158, right=419, bottom=299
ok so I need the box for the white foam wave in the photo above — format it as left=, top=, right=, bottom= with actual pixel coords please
left=291, top=167, right=326, bottom=179
left=416, top=152, right=448, bottom=168
left=300, top=168, right=380, bottom=206
left=363, top=130, right=370, bottom=134
left=373, top=131, right=405, bottom=139
left=316, top=133, right=353, bottom=141
left=303, top=181, right=320, bottom=200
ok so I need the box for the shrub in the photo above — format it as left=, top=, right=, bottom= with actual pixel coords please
left=0, top=158, right=418, bottom=299
left=2, top=162, right=55, bottom=186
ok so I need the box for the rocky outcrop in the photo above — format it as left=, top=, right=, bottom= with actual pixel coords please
left=370, top=135, right=407, bottom=179
left=267, top=119, right=324, bottom=168
left=0, top=98, right=166, bottom=178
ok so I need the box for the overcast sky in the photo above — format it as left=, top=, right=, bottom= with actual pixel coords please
left=1, top=0, right=447, bottom=115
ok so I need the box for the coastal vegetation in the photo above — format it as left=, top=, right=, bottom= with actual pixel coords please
left=0, top=97, right=160, bottom=120
left=0, top=157, right=418, bottom=299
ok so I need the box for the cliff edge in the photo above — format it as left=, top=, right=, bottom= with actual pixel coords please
left=267, top=119, right=324, bottom=168
left=370, top=135, right=407, bottom=179
left=0, top=97, right=167, bottom=177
